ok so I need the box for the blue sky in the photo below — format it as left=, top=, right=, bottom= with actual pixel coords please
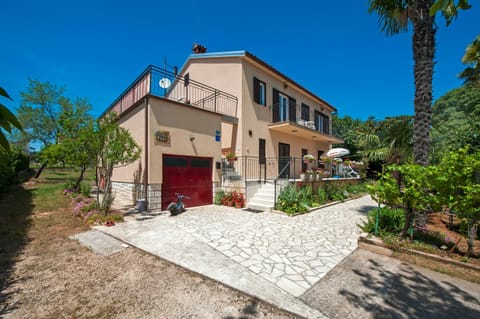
left=1, top=1, right=478, bottom=120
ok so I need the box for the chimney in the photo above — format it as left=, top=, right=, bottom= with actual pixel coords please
left=192, top=43, right=207, bottom=54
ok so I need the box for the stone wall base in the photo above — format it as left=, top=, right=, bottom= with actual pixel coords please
left=111, top=182, right=162, bottom=210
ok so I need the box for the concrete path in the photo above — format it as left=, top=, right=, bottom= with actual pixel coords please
left=96, top=196, right=374, bottom=318
left=70, top=230, right=127, bottom=256
left=301, top=249, right=480, bottom=319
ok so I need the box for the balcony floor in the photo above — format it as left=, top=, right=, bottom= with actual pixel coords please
left=268, top=121, right=343, bottom=143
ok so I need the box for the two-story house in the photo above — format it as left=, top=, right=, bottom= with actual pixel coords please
left=104, top=47, right=342, bottom=211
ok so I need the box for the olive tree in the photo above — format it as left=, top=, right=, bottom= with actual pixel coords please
left=95, top=112, right=141, bottom=214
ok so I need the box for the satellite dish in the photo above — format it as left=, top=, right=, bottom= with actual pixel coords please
left=159, top=78, right=171, bottom=89
left=326, top=148, right=350, bottom=158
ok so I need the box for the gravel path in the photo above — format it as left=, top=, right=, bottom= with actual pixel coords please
left=2, top=235, right=296, bottom=318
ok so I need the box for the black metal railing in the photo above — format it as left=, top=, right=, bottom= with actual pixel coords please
left=150, top=66, right=238, bottom=117
left=269, top=103, right=330, bottom=135
left=222, top=156, right=339, bottom=182
left=104, top=65, right=238, bottom=118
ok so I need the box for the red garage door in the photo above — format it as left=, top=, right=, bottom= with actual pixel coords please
left=162, top=155, right=213, bottom=210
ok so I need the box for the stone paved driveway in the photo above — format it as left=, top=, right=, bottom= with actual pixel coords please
left=168, top=196, right=373, bottom=297
left=97, top=196, right=375, bottom=318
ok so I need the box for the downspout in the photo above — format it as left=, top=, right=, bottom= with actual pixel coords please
left=144, top=97, right=149, bottom=209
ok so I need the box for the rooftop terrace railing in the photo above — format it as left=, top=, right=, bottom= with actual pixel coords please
left=105, top=65, right=238, bottom=118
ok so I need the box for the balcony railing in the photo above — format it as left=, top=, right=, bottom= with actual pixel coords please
left=105, top=65, right=238, bottom=118
left=222, top=156, right=360, bottom=182
left=269, top=103, right=330, bottom=135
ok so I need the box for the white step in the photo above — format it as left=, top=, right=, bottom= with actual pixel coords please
left=249, top=198, right=274, bottom=206
left=254, top=193, right=274, bottom=201
left=246, top=203, right=273, bottom=213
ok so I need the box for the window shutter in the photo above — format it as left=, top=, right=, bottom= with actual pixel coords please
left=301, top=103, right=310, bottom=121
left=253, top=77, right=260, bottom=104
left=323, top=115, right=330, bottom=134
left=272, top=88, right=280, bottom=123
left=289, top=97, right=296, bottom=122
left=314, top=110, right=321, bottom=132
left=259, top=138, right=266, bottom=164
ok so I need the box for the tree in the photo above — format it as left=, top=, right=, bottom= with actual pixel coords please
left=96, top=112, right=141, bottom=214
left=55, top=97, right=95, bottom=189
left=18, top=79, right=66, bottom=147
left=0, top=87, right=22, bottom=151
left=429, top=146, right=480, bottom=256
left=368, top=0, right=471, bottom=166
left=459, top=35, right=480, bottom=86
left=431, top=85, right=480, bottom=162
left=369, top=163, right=432, bottom=237
left=17, top=79, right=67, bottom=177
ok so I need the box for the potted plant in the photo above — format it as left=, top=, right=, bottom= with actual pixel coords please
left=306, top=169, right=314, bottom=180
left=316, top=169, right=323, bottom=180
left=234, top=193, right=244, bottom=208
left=300, top=171, right=306, bottom=180
left=225, top=151, right=237, bottom=162
left=303, top=154, right=315, bottom=163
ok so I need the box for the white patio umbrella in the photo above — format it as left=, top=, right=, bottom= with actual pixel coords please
left=326, top=148, right=350, bottom=158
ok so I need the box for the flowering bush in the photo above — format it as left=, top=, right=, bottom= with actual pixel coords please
left=64, top=187, right=123, bottom=225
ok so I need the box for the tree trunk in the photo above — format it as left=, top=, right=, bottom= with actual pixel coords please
left=415, top=211, right=428, bottom=229
left=74, top=166, right=87, bottom=191
left=401, top=205, right=415, bottom=238
left=34, top=161, right=48, bottom=178
left=100, top=167, right=114, bottom=214
left=466, top=221, right=477, bottom=257
left=412, top=0, right=436, bottom=166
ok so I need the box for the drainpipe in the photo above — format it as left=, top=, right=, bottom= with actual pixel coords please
left=144, top=97, right=149, bottom=209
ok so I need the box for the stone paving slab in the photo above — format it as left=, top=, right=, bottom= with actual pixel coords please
left=70, top=229, right=127, bottom=256
left=96, top=196, right=376, bottom=318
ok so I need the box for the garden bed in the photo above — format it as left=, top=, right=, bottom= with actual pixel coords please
left=360, top=210, right=480, bottom=269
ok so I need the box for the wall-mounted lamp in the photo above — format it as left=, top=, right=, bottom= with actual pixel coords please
left=283, top=82, right=288, bottom=89
left=190, top=136, right=195, bottom=141
left=248, top=130, right=252, bottom=137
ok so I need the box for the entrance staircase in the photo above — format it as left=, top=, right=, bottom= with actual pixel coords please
left=246, top=180, right=288, bottom=212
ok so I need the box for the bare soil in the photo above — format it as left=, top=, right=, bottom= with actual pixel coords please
left=1, top=183, right=296, bottom=319
left=427, top=212, right=480, bottom=264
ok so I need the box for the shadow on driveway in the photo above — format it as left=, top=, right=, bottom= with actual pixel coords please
left=301, top=249, right=480, bottom=319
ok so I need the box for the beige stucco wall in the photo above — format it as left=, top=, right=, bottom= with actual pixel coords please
left=181, top=58, right=242, bottom=153
left=241, top=59, right=334, bottom=159
left=111, top=101, right=146, bottom=183
left=148, top=97, right=222, bottom=184
left=183, top=54, right=336, bottom=162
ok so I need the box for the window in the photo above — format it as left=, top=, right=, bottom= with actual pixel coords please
left=301, top=103, right=310, bottom=121
left=272, top=89, right=296, bottom=123
left=279, top=93, right=289, bottom=121
left=253, top=77, right=266, bottom=106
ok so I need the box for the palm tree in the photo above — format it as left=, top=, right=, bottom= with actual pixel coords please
left=459, top=35, right=480, bottom=86
left=368, top=0, right=471, bottom=166
left=0, top=87, right=22, bottom=151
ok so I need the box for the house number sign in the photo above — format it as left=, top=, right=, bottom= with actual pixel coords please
left=155, top=131, right=170, bottom=144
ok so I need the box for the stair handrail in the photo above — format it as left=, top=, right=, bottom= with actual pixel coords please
left=274, top=157, right=293, bottom=208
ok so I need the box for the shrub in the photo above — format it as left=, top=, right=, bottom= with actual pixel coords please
left=360, top=207, right=405, bottom=235
left=275, top=184, right=308, bottom=215
left=214, top=190, right=225, bottom=205
left=317, top=188, right=327, bottom=204
left=0, top=148, right=30, bottom=193
left=80, top=182, right=91, bottom=197
left=324, top=183, right=347, bottom=201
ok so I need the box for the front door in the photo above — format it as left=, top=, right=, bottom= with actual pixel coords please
left=278, top=143, right=290, bottom=179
